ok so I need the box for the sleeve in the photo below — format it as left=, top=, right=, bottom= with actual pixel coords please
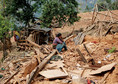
left=57, top=38, right=63, bottom=44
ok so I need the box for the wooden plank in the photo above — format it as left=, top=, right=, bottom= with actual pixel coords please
left=90, top=62, right=116, bottom=75
left=26, top=50, right=57, bottom=84
left=22, top=58, right=38, bottom=77
left=74, top=33, right=83, bottom=45
left=39, top=69, right=68, bottom=79
left=79, top=34, right=86, bottom=45
left=76, top=48, right=87, bottom=63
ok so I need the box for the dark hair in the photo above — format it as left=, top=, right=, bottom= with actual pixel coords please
left=56, top=33, right=62, bottom=37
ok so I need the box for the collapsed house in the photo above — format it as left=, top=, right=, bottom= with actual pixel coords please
left=28, top=25, right=52, bottom=45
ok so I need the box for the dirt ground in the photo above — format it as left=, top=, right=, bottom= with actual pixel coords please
left=54, top=10, right=118, bottom=36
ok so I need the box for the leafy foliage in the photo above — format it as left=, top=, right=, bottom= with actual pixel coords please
left=110, top=0, right=118, bottom=10
left=0, top=14, right=14, bottom=40
left=4, top=0, right=40, bottom=27
left=4, top=0, right=80, bottom=28
left=97, top=0, right=118, bottom=11
left=40, top=0, right=80, bottom=28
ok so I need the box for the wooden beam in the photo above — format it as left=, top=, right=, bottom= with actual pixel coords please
left=26, top=50, right=57, bottom=84
left=104, top=26, right=113, bottom=36
left=76, top=48, right=87, bottom=63
left=4, top=70, right=20, bottom=84
left=83, top=44, right=95, bottom=65
left=91, top=5, right=96, bottom=24
left=27, top=40, right=40, bottom=48
left=64, top=35, right=74, bottom=42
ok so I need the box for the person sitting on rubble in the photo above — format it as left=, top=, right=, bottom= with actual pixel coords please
left=53, top=33, right=67, bottom=52
left=13, top=31, right=20, bottom=45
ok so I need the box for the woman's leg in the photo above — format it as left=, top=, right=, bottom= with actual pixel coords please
left=62, top=42, right=67, bottom=50
left=56, top=44, right=63, bottom=52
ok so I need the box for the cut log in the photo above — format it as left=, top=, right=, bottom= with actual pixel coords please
left=76, top=48, right=87, bottom=63
left=26, top=50, right=57, bottom=84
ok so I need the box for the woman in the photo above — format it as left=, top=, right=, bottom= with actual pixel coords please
left=53, top=33, right=67, bottom=52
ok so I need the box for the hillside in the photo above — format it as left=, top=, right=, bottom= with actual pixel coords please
left=54, top=10, right=118, bottom=37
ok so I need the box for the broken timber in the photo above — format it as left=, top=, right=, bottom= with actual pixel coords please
left=4, top=70, right=20, bottom=84
left=26, top=50, right=57, bottom=84
left=74, top=33, right=85, bottom=45
left=104, top=26, right=113, bottom=36
left=83, top=44, right=95, bottom=65
left=76, top=48, right=87, bottom=63
left=27, top=40, right=40, bottom=48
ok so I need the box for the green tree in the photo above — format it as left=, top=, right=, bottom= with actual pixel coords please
left=110, top=0, right=118, bottom=10
left=0, top=14, right=14, bottom=60
left=4, top=0, right=80, bottom=28
left=39, top=0, right=80, bottom=28
left=97, top=0, right=118, bottom=11
left=97, top=0, right=109, bottom=11
left=4, top=0, right=41, bottom=27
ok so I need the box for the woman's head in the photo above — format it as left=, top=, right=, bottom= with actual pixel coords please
left=56, top=33, right=62, bottom=38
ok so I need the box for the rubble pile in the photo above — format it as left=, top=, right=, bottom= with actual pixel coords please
left=0, top=10, right=118, bottom=84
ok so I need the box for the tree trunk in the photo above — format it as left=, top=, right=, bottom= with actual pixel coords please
left=2, top=37, right=8, bottom=60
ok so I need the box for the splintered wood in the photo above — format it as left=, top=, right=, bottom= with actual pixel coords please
left=26, top=50, right=57, bottom=84
left=21, top=58, right=38, bottom=77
